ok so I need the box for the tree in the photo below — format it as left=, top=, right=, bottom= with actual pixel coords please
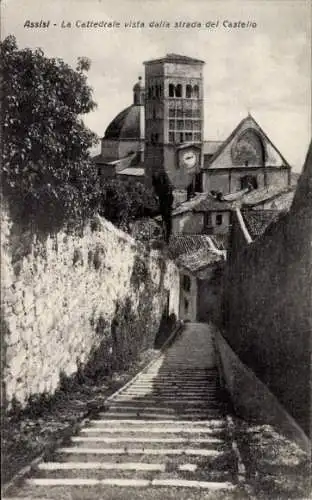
left=1, top=35, right=98, bottom=231
left=99, top=179, right=159, bottom=230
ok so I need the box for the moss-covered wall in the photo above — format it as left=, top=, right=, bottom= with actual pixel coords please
left=1, top=211, right=180, bottom=409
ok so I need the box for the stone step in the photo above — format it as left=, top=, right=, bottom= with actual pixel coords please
left=96, top=413, right=223, bottom=420
left=102, top=407, right=222, bottom=415
left=69, top=439, right=226, bottom=451
left=4, top=484, right=244, bottom=500
left=56, top=446, right=224, bottom=457
left=104, top=404, right=220, bottom=412
left=118, top=386, right=217, bottom=390
left=79, top=428, right=227, bottom=439
left=87, top=419, right=226, bottom=427
left=33, top=465, right=233, bottom=482
left=119, top=392, right=217, bottom=398
left=106, top=399, right=221, bottom=407
left=50, top=449, right=235, bottom=468
left=24, top=477, right=237, bottom=492
left=71, top=436, right=225, bottom=446
left=115, top=397, right=219, bottom=403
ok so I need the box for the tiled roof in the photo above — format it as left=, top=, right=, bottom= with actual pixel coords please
left=168, top=234, right=223, bottom=273
left=171, top=193, right=207, bottom=216
left=144, top=53, right=205, bottom=65
left=242, top=185, right=295, bottom=207
left=242, top=210, right=282, bottom=239
left=177, top=247, right=222, bottom=273
left=193, top=195, right=234, bottom=212
left=168, top=234, right=215, bottom=259
left=203, top=141, right=224, bottom=156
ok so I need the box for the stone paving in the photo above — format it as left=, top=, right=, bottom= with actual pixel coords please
left=4, top=323, right=248, bottom=499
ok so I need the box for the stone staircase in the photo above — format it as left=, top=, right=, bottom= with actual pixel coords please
left=4, top=323, right=247, bottom=499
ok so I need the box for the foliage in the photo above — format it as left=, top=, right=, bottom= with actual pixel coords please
left=1, top=35, right=99, bottom=232
left=98, top=178, right=159, bottom=230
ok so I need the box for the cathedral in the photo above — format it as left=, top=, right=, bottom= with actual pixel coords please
left=93, top=53, right=295, bottom=320
left=94, top=53, right=292, bottom=209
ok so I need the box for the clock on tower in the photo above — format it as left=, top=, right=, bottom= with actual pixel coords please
left=177, top=146, right=199, bottom=172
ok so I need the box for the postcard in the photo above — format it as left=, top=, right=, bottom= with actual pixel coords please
left=1, top=1, right=311, bottom=499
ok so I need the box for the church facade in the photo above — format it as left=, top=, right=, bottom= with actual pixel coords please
left=94, top=53, right=291, bottom=201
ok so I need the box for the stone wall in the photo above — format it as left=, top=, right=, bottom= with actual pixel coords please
left=1, top=210, right=180, bottom=409
left=222, top=143, right=312, bottom=436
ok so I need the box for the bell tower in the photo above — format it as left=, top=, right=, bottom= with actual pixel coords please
left=144, top=54, right=205, bottom=196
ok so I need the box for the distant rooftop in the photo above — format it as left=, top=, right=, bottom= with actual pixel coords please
left=242, top=185, right=295, bottom=208
left=242, top=210, right=283, bottom=240
left=177, top=247, right=222, bottom=274
left=168, top=234, right=215, bottom=259
left=168, top=234, right=223, bottom=273
left=144, top=53, right=205, bottom=65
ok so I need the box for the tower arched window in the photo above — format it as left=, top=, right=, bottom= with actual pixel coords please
left=175, top=84, right=182, bottom=98
left=193, top=85, right=199, bottom=98
left=186, top=84, right=192, bottom=98
left=169, top=83, right=175, bottom=97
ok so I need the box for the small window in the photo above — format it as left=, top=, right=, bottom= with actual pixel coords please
left=182, top=275, right=191, bottom=292
left=193, top=85, right=199, bottom=98
left=186, top=84, right=192, bottom=98
left=177, top=120, right=184, bottom=130
left=169, top=120, right=175, bottom=130
left=175, top=84, right=182, bottom=98
left=179, top=132, right=184, bottom=143
left=152, top=108, right=156, bottom=119
left=185, top=132, right=192, bottom=142
left=169, top=108, right=175, bottom=117
left=177, top=109, right=183, bottom=117
left=195, top=172, right=202, bottom=192
left=169, top=83, right=175, bottom=97
left=169, top=132, right=175, bottom=143
left=240, top=174, right=258, bottom=190
left=194, top=132, right=201, bottom=142
left=184, top=298, right=189, bottom=312
left=216, top=214, right=223, bottom=226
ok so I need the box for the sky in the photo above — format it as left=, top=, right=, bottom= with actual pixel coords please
left=1, top=0, right=311, bottom=172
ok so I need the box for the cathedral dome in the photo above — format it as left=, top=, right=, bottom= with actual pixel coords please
left=104, top=77, right=145, bottom=140
left=104, top=105, right=141, bottom=140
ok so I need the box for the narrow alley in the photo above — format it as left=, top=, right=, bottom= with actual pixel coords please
left=4, top=323, right=247, bottom=499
